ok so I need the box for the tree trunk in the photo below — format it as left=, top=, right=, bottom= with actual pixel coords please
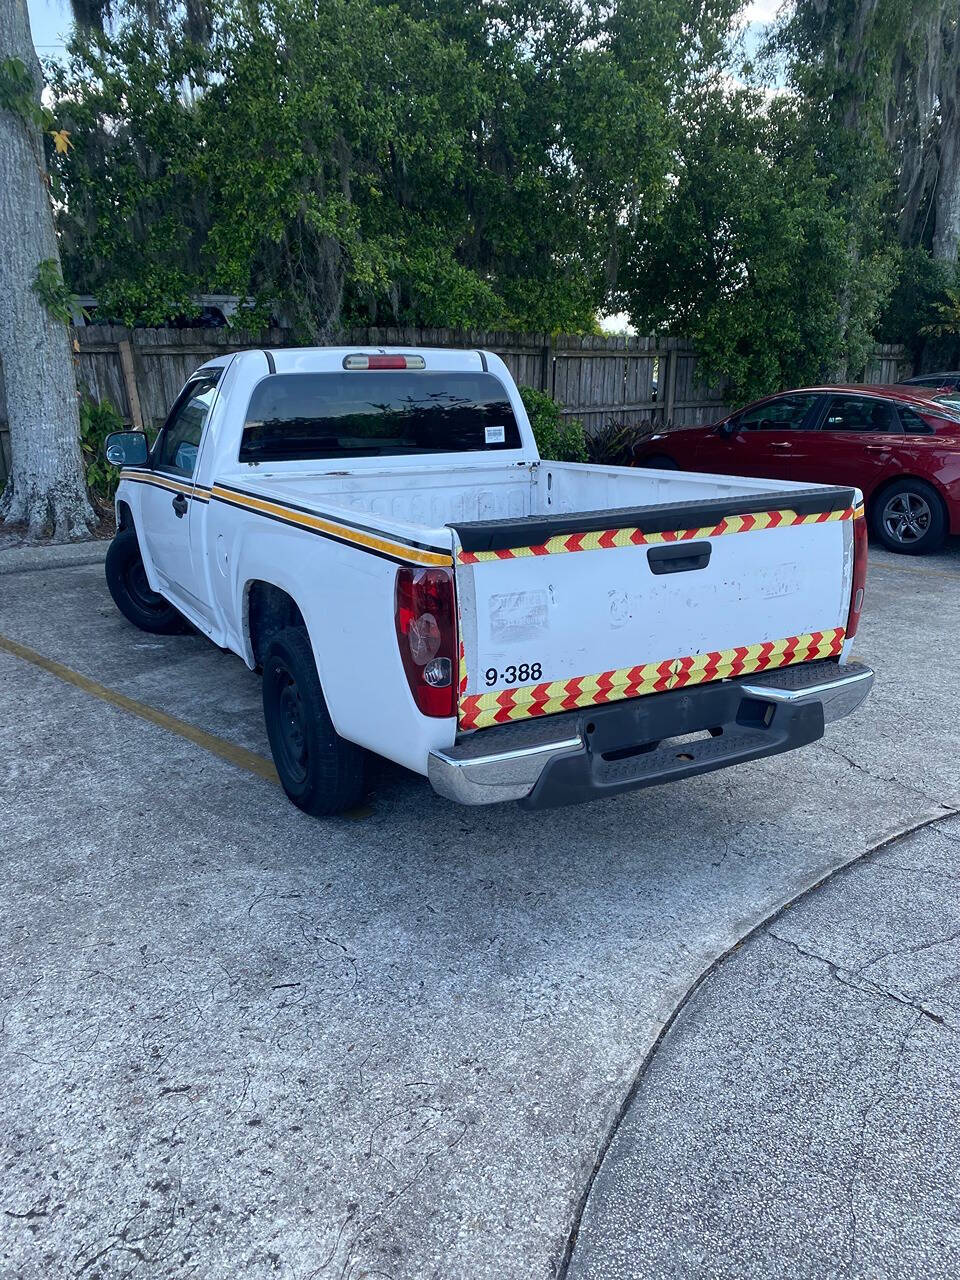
left=0, top=0, right=95, bottom=540
left=933, top=97, right=960, bottom=263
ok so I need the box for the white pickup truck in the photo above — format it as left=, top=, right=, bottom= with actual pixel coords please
left=103, top=346, right=873, bottom=815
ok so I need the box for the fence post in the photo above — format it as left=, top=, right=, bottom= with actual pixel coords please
left=662, top=345, right=677, bottom=424
left=540, top=334, right=553, bottom=394
left=118, top=338, right=144, bottom=431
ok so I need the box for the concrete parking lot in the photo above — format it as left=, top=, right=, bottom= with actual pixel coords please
left=1, top=539, right=959, bottom=1279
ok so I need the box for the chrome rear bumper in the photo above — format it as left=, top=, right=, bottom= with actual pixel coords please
left=428, top=659, right=874, bottom=807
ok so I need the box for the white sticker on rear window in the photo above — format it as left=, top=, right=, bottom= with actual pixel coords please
left=485, top=424, right=506, bottom=444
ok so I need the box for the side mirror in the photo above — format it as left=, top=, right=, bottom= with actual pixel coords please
left=717, top=419, right=739, bottom=437
left=104, top=430, right=149, bottom=467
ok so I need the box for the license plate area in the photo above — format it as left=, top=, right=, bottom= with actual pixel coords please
left=581, top=680, right=754, bottom=756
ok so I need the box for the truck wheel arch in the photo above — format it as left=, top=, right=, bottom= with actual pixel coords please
left=245, top=580, right=309, bottom=669
left=116, top=500, right=134, bottom=531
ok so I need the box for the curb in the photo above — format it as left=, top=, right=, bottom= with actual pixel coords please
left=0, top=540, right=110, bottom=576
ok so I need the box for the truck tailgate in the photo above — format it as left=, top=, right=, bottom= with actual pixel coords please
left=452, top=486, right=860, bottom=730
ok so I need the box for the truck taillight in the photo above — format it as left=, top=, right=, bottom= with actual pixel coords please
left=845, top=507, right=868, bottom=640
left=395, top=567, right=457, bottom=717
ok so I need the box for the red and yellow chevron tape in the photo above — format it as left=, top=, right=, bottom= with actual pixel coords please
left=456, top=505, right=862, bottom=564
left=458, top=627, right=845, bottom=730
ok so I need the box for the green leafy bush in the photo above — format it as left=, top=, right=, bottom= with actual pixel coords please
left=79, top=396, right=125, bottom=509
left=519, top=386, right=587, bottom=462
left=0, top=56, right=52, bottom=130
left=31, top=258, right=82, bottom=325
left=584, top=420, right=659, bottom=466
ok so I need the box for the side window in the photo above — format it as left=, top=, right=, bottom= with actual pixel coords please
left=898, top=406, right=933, bottom=434
left=821, top=395, right=900, bottom=434
left=738, top=394, right=818, bottom=431
left=154, top=374, right=221, bottom=476
left=907, top=376, right=959, bottom=389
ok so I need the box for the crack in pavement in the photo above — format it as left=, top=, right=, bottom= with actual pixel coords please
left=765, top=930, right=955, bottom=1030
left=819, top=742, right=957, bottom=811
left=842, top=1010, right=924, bottom=1275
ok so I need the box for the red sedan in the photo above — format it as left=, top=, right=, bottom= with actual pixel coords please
left=634, top=385, right=960, bottom=554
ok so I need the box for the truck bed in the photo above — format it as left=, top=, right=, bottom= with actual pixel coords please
left=225, top=459, right=851, bottom=545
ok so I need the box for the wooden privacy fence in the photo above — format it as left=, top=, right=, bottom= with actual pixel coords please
left=0, top=327, right=913, bottom=485
left=70, top=327, right=732, bottom=434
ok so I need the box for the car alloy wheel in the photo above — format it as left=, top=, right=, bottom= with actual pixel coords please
left=881, top=490, right=932, bottom=546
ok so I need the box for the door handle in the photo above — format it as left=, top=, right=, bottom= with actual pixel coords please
left=172, top=492, right=188, bottom=518
left=865, top=444, right=889, bottom=453
left=769, top=442, right=792, bottom=451
left=647, top=541, right=712, bottom=575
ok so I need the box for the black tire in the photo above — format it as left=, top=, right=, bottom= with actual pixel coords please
left=637, top=454, right=678, bottom=470
left=105, top=526, right=187, bottom=634
left=870, top=478, right=947, bottom=555
left=261, top=626, right=366, bottom=816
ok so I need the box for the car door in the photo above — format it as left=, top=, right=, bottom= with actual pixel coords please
left=789, top=393, right=901, bottom=496
left=138, top=372, right=221, bottom=615
left=695, top=393, right=820, bottom=480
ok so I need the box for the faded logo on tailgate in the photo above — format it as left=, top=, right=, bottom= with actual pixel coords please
left=488, top=590, right=549, bottom=642
left=609, top=589, right=633, bottom=628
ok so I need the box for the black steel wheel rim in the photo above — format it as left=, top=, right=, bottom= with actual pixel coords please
left=125, top=559, right=169, bottom=614
left=272, top=665, right=309, bottom=785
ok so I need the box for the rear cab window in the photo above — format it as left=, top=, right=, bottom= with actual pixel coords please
left=239, top=371, right=522, bottom=463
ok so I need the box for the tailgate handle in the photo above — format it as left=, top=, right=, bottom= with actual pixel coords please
left=647, top=541, right=712, bottom=575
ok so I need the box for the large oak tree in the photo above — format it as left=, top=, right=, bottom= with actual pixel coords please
left=0, top=0, right=95, bottom=539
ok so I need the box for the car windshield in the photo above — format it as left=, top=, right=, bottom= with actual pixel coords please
left=932, top=395, right=960, bottom=422
left=239, top=370, right=523, bottom=462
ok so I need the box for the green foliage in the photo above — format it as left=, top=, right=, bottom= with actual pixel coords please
left=756, top=0, right=931, bottom=380
left=519, top=387, right=587, bottom=462
left=880, top=249, right=960, bottom=368
left=31, top=259, right=82, bottom=325
left=620, top=85, right=900, bottom=404
left=0, top=56, right=53, bottom=130
left=583, top=420, right=655, bottom=466
left=921, top=287, right=960, bottom=339
left=47, top=0, right=726, bottom=337
left=79, top=396, right=124, bottom=506
left=38, top=0, right=949, bottom=392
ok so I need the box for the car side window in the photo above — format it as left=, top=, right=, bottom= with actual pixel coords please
left=737, top=394, right=818, bottom=431
left=154, top=374, right=221, bottom=477
left=907, top=376, right=959, bottom=388
left=821, top=395, right=900, bottom=434
left=898, top=406, right=933, bottom=434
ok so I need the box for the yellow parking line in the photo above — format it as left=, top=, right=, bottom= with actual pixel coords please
left=0, top=630, right=281, bottom=782
left=0, top=632, right=374, bottom=818
left=0, top=632, right=374, bottom=819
